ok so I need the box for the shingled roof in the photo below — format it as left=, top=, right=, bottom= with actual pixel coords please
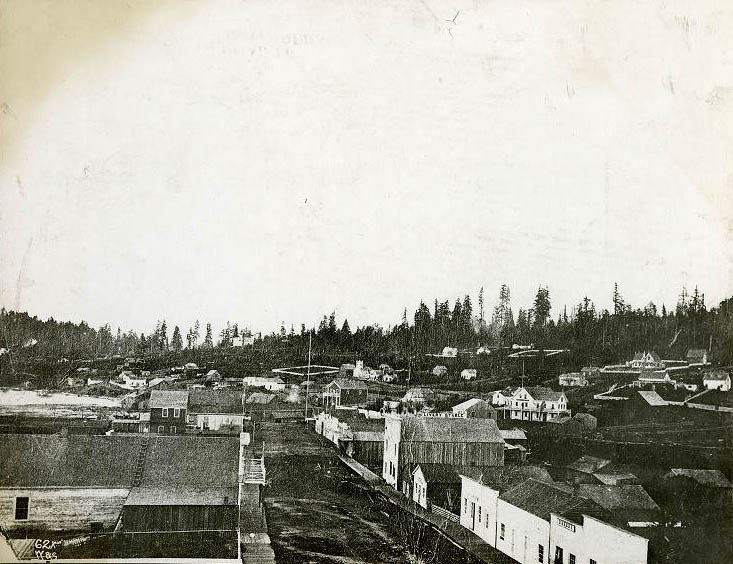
left=663, top=468, right=733, bottom=488
left=149, top=389, right=189, bottom=409
left=461, top=465, right=553, bottom=492
left=500, top=479, right=606, bottom=522
left=526, top=386, right=565, bottom=402
left=188, top=389, right=244, bottom=414
left=0, top=434, right=143, bottom=487
left=399, top=416, right=503, bottom=443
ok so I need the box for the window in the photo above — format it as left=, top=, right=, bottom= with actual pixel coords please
left=590, top=560, right=596, bottom=564
left=173, top=408, right=180, bottom=418
left=478, top=506, right=482, bottom=522
left=171, top=426, right=177, bottom=434
left=158, top=425, right=165, bottom=433
left=464, top=498, right=468, bottom=513
left=500, top=523, right=505, bottom=540
left=162, top=408, right=169, bottom=418
left=538, top=545, right=544, bottom=563
left=14, top=497, right=29, bottom=520
left=569, top=554, right=576, bottom=564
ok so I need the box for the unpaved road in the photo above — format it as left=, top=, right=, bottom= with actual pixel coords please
left=260, top=421, right=411, bottom=564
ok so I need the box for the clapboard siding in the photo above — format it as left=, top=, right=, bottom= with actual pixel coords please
left=398, top=441, right=503, bottom=476
left=0, top=488, right=129, bottom=533
left=122, top=505, right=238, bottom=531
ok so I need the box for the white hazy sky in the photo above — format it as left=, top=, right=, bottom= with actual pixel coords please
left=1, top=0, right=731, bottom=336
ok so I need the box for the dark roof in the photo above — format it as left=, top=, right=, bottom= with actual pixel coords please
left=414, top=463, right=464, bottom=484
left=526, top=386, right=565, bottom=402
left=0, top=434, right=143, bottom=487
left=663, top=468, right=733, bottom=488
left=188, top=389, right=244, bottom=414
left=399, top=416, right=503, bottom=443
left=577, top=485, right=660, bottom=512
left=686, top=349, right=707, bottom=361
left=246, top=392, right=276, bottom=404
left=565, top=455, right=611, bottom=474
left=327, top=378, right=369, bottom=390
left=140, top=436, right=239, bottom=487
left=500, top=479, right=606, bottom=522
left=149, top=390, right=188, bottom=409
left=125, top=486, right=238, bottom=506
left=461, top=465, right=553, bottom=491
left=703, top=370, right=730, bottom=382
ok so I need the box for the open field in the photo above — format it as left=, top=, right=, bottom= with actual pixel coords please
left=259, top=421, right=410, bottom=563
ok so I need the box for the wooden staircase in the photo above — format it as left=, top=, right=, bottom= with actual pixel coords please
left=131, top=436, right=150, bottom=487
left=243, top=456, right=266, bottom=485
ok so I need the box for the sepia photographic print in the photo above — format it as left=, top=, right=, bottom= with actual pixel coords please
left=0, top=1, right=732, bottom=563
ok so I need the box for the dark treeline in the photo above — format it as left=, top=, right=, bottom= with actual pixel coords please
left=1, top=284, right=732, bottom=381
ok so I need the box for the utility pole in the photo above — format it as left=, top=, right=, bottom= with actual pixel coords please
left=304, top=331, right=312, bottom=421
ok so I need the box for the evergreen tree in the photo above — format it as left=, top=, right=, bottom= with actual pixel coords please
left=203, top=323, right=213, bottom=349
left=533, top=286, right=551, bottom=328
left=171, top=326, right=183, bottom=351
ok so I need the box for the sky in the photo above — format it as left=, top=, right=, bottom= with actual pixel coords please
left=1, top=0, right=732, bottom=337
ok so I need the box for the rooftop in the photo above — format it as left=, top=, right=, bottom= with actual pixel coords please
left=526, top=386, right=565, bottom=402
left=188, top=389, right=244, bottom=414
left=565, top=455, right=612, bottom=474
left=399, top=416, right=504, bottom=443
left=577, top=485, right=660, bottom=512
left=664, top=468, right=733, bottom=488
left=637, top=390, right=668, bottom=407
left=125, top=486, right=238, bottom=506
left=461, top=465, right=553, bottom=492
left=452, top=398, right=490, bottom=412
left=246, top=392, right=276, bottom=404
left=0, top=434, right=143, bottom=487
left=149, top=389, right=189, bottom=409
left=327, top=378, right=369, bottom=390
left=500, top=479, right=606, bottom=522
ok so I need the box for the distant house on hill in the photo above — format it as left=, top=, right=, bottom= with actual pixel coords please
left=581, top=366, right=601, bottom=379
left=460, top=368, right=477, bottom=380
left=491, top=387, right=517, bottom=407
left=432, top=365, right=448, bottom=377
left=703, top=369, right=731, bottom=391
left=322, top=378, right=369, bottom=407
left=402, top=387, right=435, bottom=405
left=339, top=363, right=356, bottom=377
left=627, top=351, right=665, bottom=370
left=451, top=398, right=496, bottom=419
left=442, top=347, right=458, bottom=357
left=149, top=390, right=188, bottom=434
left=353, top=360, right=379, bottom=381
left=559, top=372, right=587, bottom=387
left=509, top=387, right=568, bottom=422
left=686, top=348, right=709, bottom=365
left=383, top=416, right=504, bottom=491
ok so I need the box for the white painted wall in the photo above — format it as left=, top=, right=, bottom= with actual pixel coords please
left=549, top=513, right=648, bottom=564
left=495, top=499, right=550, bottom=564
left=459, top=476, right=498, bottom=545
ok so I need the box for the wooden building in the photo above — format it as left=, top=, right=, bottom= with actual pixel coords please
left=148, top=390, right=188, bottom=434
left=383, top=416, right=504, bottom=491
left=187, top=389, right=245, bottom=432
left=322, top=378, right=369, bottom=407
left=451, top=398, right=497, bottom=419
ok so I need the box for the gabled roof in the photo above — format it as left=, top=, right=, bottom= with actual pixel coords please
left=663, top=468, right=733, bottom=488
left=703, top=370, right=730, bottom=382
left=246, top=392, right=276, bottom=404
left=500, top=479, right=605, bottom=522
left=565, top=455, right=611, bottom=474
left=461, top=466, right=552, bottom=492
left=188, top=389, right=244, bottom=414
left=327, top=378, right=368, bottom=390
left=577, top=485, right=660, bottom=512
left=499, top=428, right=527, bottom=441
left=140, top=436, right=239, bottom=487
left=452, top=398, right=490, bottom=412
left=413, top=463, right=464, bottom=484
left=637, top=390, right=668, bottom=406
left=525, top=386, right=565, bottom=402
left=0, top=434, right=143, bottom=487
left=399, top=416, right=503, bottom=443
left=149, top=390, right=188, bottom=409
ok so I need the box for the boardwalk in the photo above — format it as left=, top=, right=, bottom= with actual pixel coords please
left=336, top=453, right=515, bottom=564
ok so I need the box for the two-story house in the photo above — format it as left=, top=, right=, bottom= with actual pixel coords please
left=322, top=379, right=369, bottom=407
left=510, top=387, right=568, bottom=422
left=148, top=390, right=188, bottom=434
